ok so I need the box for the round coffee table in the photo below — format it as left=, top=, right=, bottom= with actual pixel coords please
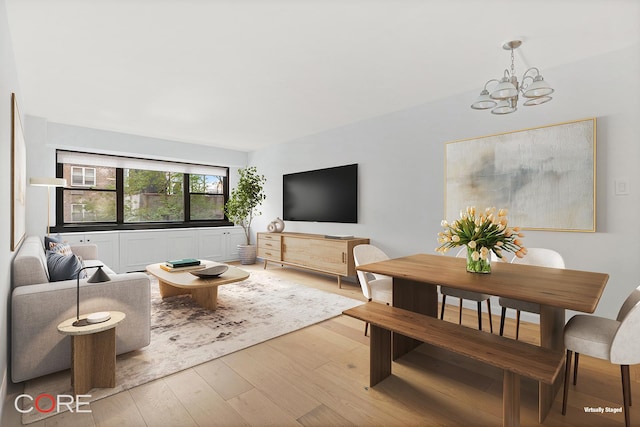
left=146, top=261, right=250, bottom=310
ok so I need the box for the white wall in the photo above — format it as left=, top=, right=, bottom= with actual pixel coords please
left=0, top=0, right=22, bottom=416
left=24, top=120, right=249, bottom=236
left=249, top=44, right=640, bottom=321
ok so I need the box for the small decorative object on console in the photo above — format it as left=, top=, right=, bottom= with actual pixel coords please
left=436, top=206, right=526, bottom=273
left=267, top=217, right=285, bottom=233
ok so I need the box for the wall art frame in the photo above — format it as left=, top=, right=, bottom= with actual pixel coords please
left=445, top=118, right=596, bottom=232
left=11, top=93, right=27, bottom=250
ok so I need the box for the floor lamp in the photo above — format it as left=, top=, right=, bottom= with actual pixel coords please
left=30, top=177, right=67, bottom=236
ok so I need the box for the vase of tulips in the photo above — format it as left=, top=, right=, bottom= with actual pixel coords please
left=436, top=206, right=526, bottom=273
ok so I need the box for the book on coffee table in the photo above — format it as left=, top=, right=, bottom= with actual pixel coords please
left=165, top=258, right=201, bottom=268
left=159, top=263, right=205, bottom=273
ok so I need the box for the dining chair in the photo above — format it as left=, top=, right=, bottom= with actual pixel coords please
left=562, top=284, right=640, bottom=427
left=353, top=244, right=392, bottom=335
left=498, top=248, right=565, bottom=339
left=440, top=248, right=493, bottom=333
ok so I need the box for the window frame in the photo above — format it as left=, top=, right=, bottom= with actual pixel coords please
left=53, top=151, right=232, bottom=232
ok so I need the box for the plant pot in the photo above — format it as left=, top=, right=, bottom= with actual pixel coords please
left=237, top=244, right=257, bottom=265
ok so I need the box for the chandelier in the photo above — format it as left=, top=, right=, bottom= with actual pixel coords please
left=471, top=40, right=554, bottom=115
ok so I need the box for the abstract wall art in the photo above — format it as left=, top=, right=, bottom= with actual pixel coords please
left=445, top=118, right=596, bottom=232
left=11, top=93, right=27, bottom=250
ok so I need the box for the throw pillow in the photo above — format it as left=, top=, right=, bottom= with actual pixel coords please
left=44, top=234, right=63, bottom=251
left=46, top=251, right=86, bottom=282
left=48, top=241, right=73, bottom=257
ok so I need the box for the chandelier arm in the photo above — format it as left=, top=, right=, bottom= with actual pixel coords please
left=520, top=75, right=535, bottom=93
left=483, top=79, right=500, bottom=91
left=522, top=67, right=541, bottom=79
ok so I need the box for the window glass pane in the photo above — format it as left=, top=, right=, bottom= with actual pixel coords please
left=124, top=169, right=184, bottom=222
left=190, top=194, right=225, bottom=220
left=189, top=174, right=223, bottom=194
left=84, top=168, right=96, bottom=186
left=71, top=167, right=84, bottom=186
left=65, top=164, right=115, bottom=189
left=63, top=190, right=117, bottom=223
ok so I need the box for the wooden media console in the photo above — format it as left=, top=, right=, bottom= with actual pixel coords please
left=257, top=232, right=369, bottom=287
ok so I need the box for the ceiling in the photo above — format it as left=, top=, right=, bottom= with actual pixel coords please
left=6, top=1, right=639, bottom=152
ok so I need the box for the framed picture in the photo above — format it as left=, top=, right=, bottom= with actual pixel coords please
left=11, top=93, right=27, bottom=250
left=445, top=118, right=596, bottom=232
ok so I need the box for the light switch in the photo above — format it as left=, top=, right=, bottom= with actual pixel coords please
left=615, top=180, right=629, bottom=195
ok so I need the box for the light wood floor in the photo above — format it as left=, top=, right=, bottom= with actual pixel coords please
left=3, top=263, right=637, bottom=426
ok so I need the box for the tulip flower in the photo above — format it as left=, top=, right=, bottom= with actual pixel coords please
left=435, top=206, right=525, bottom=261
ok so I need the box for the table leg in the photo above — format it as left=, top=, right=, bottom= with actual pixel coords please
left=71, top=328, right=116, bottom=395
left=191, top=286, right=219, bottom=310
left=392, top=278, right=438, bottom=360
left=158, top=280, right=190, bottom=298
left=538, top=305, right=565, bottom=423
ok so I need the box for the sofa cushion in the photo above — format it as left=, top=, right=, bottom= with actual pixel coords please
left=46, top=252, right=86, bottom=282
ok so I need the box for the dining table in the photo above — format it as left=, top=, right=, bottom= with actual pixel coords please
left=356, top=253, right=609, bottom=423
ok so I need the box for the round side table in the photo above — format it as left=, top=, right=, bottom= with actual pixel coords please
left=57, top=311, right=126, bottom=395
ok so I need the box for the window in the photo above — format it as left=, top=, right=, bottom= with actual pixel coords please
left=124, top=169, right=184, bottom=222
left=55, top=150, right=229, bottom=231
left=189, top=174, right=225, bottom=220
left=71, top=167, right=96, bottom=186
left=63, top=163, right=117, bottom=223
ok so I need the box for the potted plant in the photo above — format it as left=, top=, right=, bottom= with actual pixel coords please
left=225, top=166, right=266, bottom=264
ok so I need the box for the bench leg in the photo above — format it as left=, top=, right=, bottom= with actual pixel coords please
left=370, top=325, right=391, bottom=387
left=503, top=371, right=520, bottom=427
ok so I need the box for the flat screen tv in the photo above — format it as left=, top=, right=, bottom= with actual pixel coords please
left=283, top=164, right=358, bottom=223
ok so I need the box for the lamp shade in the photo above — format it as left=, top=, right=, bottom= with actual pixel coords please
left=490, top=78, right=518, bottom=99
left=87, top=266, right=112, bottom=283
left=491, top=101, right=517, bottom=115
left=523, top=76, right=554, bottom=98
left=471, top=90, right=498, bottom=110
left=30, top=177, right=67, bottom=187
left=523, top=96, right=552, bottom=106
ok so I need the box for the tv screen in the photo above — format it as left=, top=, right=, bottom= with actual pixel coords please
left=283, top=164, right=358, bottom=223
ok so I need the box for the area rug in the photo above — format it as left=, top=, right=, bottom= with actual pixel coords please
left=22, top=271, right=363, bottom=424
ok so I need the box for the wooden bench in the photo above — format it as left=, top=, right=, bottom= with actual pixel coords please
left=343, top=302, right=565, bottom=427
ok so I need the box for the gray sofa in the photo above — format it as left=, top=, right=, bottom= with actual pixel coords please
left=11, top=236, right=151, bottom=383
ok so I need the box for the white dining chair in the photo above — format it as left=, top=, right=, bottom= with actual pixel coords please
left=440, top=248, right=493, bottom=333
left=562, top=284, right=640, bottom=427
left=353, top=244, right=392, bottom=335
left=498, top=248, right=565, bottom=339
